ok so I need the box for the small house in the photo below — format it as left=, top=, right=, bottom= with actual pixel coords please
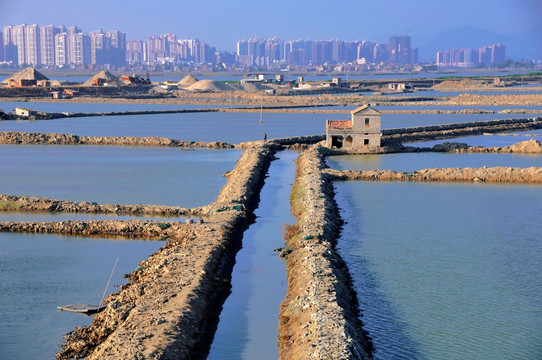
left=326, top=105, right=381, bottom=149
left=15, top=108, right=38, bottom=117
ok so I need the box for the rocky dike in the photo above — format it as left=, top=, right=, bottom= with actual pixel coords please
left=0, top=194, right=199, bottom=217
left=325, top=166, right=542, bottom=184
left=278, top=145, right=372, bottom=360
left=382, top=117, right=542, bottom=144
left=0, top=131, right=232, bottom=149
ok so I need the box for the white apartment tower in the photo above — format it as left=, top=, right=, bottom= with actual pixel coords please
left=40, top=25, right=58, bottom=66
left=12, top=24, right=26, bottom=65
left=24, top=24, right=40, bottom=66
left=54, top=33, right=68, bottom=67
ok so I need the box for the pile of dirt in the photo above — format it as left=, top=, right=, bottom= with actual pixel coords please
left=506, top=139, right=542, bottom=153
left=187, top=80, right=233, bottom=92
left=82, top=70, right=123, bottom=87
left=432, top=79, right=484, bottom=90
left=1, top=67, right=49, bottom=84
left=178, top=74, right=199, bottom=88
left=239, top=82, right=272, bottom=92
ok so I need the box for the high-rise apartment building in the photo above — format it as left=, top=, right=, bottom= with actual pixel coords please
left=490, top=44, right=506, bottom=64
left=68, top=32, right=90, bottom=66
left=0, top=31, right=4, bottom=62
left=3, top=26, right=17, bottom=63
left=90, top=30, right=110, bottom=65
left=389, top=35, right=412, bottom=64
left=54, top=32, right=68, bottom=67
left=12, top=24, right=26, bottom=65
left=39, top=25, right=59, bottom=66
left=106, top=30, right=126, bottom=67
left=126, top=39, right=146, bottom=63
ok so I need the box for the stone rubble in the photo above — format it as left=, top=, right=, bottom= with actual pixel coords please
left=278, top=144, right=372, bottom=360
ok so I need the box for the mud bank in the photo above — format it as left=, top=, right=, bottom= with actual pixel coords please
left=0, top=146, right=275, bottom=359
left=382, top=117, right=542, bottom=144
left=236, top=135, right=325, bottom=150
left=0, top=194, right=199, bottom=217
left=325, top=166, right=542, bottom=184
left=0, top=131, right=232, bottom=149
left=1, top=108, right=216, bottom=121
left=431, top=139, right=542, bottom=153
left=449, top=94, right=542, bottom=106
left=278, top=145, right=372, bottom=360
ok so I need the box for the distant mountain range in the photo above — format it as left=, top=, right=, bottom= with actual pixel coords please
left=416, top=26, right=542, bottom=61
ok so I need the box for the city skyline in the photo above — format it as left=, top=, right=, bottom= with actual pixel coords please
left=0, top=0, right=540, bottom=56
left=0, top=22, right=514, bottom=72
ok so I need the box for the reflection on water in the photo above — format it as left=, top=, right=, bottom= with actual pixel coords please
left=327, top=151, right=542, bottom=172
left=0, top=145, right=240, bottom=207
left=208, top=151, right=295, bottom=359
left=0, top=232, right=164, bottom=359
left=335, top=181, right=542, bottom=360
left=2, top=109, right=539, bottom=143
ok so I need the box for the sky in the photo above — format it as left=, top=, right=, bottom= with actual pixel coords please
left=1, top=0, right=541, bottom=52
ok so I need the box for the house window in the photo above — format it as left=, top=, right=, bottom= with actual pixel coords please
left=364, top=138, right=370, bottom=145
left=365, top=118, right=370, bottom=127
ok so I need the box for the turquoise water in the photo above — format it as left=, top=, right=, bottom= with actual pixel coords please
left=327, top=152, right=542, bottom=172
left=0, top=145, right=240, bottom=207
left=0, top=232, right=164, bottom=360
left=334, top=181, right=542, bottom=360
left=208, top=151, right=295, bottom=359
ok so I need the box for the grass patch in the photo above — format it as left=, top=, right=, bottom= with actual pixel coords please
left=0, top=201, right=23, bottom=211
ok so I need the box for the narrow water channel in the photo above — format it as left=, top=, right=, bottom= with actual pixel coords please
left=207, top=150, right=297, bottom=360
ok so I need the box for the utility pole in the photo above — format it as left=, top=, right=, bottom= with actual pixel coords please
left=259, top=91, right=263, bottom=123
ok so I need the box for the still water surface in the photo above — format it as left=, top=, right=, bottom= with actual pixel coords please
left=208, top=151, right=295, bottom=359
left=334, top=181, right=542, bottom=359
left=0, top=145, right=240, bottom=207
left=0, top=233, right=164, bottom=359
left=1, top=110, right=538, bottom=143
left=327, top=152, right=542, bottom=172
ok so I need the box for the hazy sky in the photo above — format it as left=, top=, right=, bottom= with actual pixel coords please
left=1, top=0, right=540, bottom=50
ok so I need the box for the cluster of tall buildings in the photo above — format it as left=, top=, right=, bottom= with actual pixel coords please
left=236, top=36, right=417, bottom=66
left=436, top=44, right=506, bottom=67
left=1, top=24, right=127, bottom=68
left=126, top=34, right=217, bottom=65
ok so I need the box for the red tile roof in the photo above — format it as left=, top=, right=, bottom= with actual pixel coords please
left=327, top=120, right=352, bottom=130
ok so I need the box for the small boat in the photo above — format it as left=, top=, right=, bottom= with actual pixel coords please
left=57, top=303, right=106, bottom=315
left=57, top=257, right=118, bottom=316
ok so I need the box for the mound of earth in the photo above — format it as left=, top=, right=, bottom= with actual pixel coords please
left=1, top=67, right=49, bottom=84
left=187, top=80, right=233, bottom=92
left=83, top=70, right=123, bottom=86
left=178, top=74, right=199, bottom=88
left=240, top=82, right=272, bottom=92
left=507, top=139, right=542, bottom=153
left=432, top=79, right=484, bottom=90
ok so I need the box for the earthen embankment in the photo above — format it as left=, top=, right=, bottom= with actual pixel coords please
left=382, top=117, right=542, bottom=144
left=0, top=194, right=199, bottom=217
left=0, top=131, right=232, bottom=148
left=325, top=166, right=542, bottom=184
left=430, top=139, right=542, bottom=153
left=278, top=145, right=372, bottom=359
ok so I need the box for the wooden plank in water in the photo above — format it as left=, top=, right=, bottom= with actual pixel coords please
left=57, top=303, right=105, bottom=315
